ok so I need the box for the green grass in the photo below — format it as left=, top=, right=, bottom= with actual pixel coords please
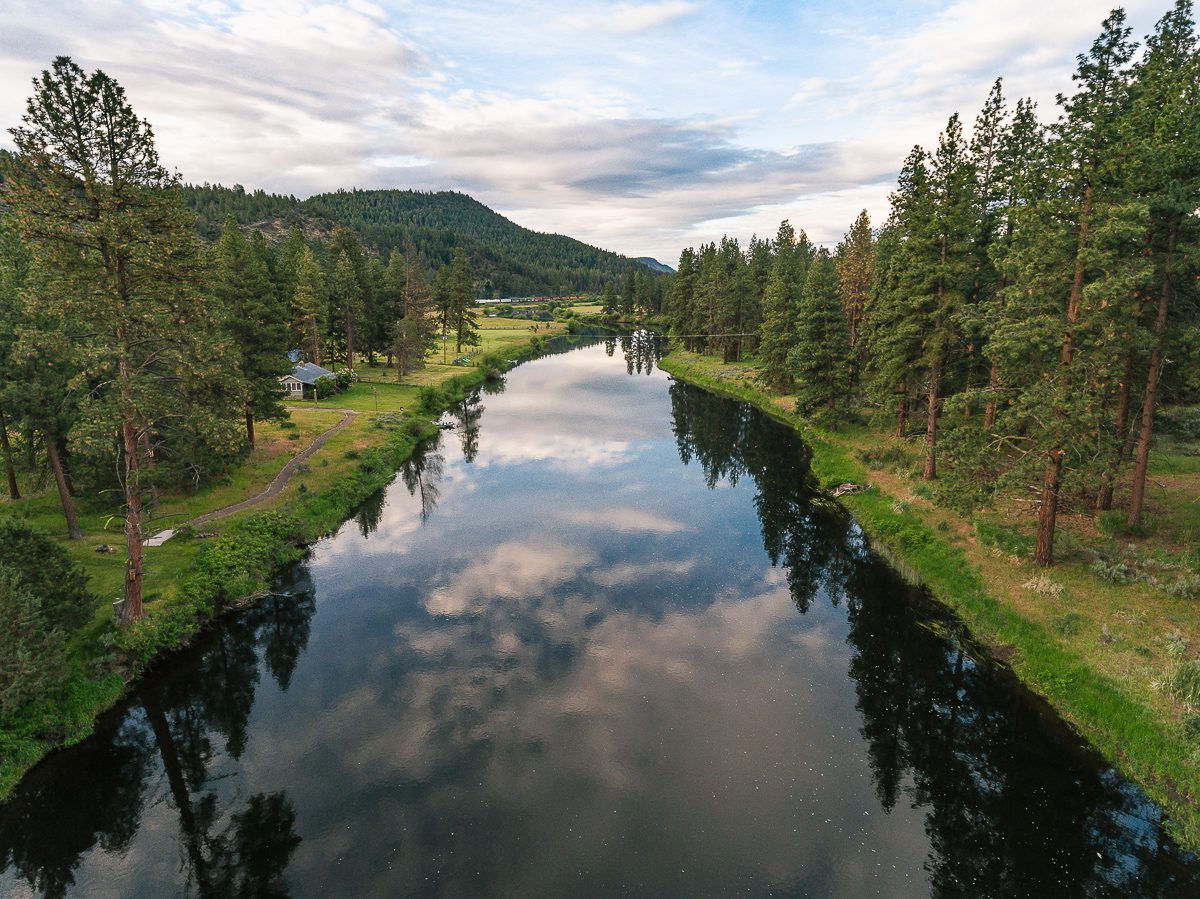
left=660, top=349, right=1200, bottom=851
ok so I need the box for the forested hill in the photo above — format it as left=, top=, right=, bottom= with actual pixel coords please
left=182, top=183, right=649, bottom=296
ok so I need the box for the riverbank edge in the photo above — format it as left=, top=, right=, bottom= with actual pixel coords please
left=658, top=351, right=1200, bottom=851
left=0, top=343, right=537, bottom=802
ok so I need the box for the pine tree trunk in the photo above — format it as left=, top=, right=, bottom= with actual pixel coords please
left=121, top=416, right=145, bottom=623
left=44, top=433, right=80, bottom=539
left=346, top=320, right=355, bottom=370
left=983, top=272, right=1009, bottom=429
left=309, top=316, right=322, bottom=367
left=923, top=356, right=940, bottom=480
left=1095, top=357, right=1132, bottom=511
left=117, top=332, right=145, bottom=624
left=895, top=382, right=907, bottom=438
left=1034, top=449, right=1064, bottom=566
left=1061, top=184, right=1093, bottom=365
left=245, top=405, right=256, bottom=449
left=1128, top=230, right=1176, bottom=529
left=0, top=409, right=19, bottom=500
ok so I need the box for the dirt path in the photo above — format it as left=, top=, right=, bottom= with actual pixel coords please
left=146, top=410, right=359, bottom=544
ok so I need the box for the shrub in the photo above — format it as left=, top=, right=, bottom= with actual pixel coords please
left=0, top=519, right=94, bottom=630
left=0, top=566, right=67, bottom=715
left=313, top=376, right=339, bottom=398
left=1053, top=611, right=1085, bottom=637
left=1090, top=556, right=1141, bottom=585
left=1164, top=660, right=1200, bottom=706
left=1168, top=575, right=1200, bottom=600
left=1023, top=575, right=1064, bottom=597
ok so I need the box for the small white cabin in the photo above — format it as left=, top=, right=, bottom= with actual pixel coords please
left=279, top=361, right=336, bottom=397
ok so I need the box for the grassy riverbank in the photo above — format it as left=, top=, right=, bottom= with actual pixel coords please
left=660, top=349, right=1200, bottom=850
left=0, top=321, right=564, bottom=800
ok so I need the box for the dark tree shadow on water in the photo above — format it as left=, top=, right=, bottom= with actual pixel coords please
left=0, top=567, right=317, bottom=897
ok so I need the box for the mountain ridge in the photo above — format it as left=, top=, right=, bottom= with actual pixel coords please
left=182, top=183, right=661, bottom=296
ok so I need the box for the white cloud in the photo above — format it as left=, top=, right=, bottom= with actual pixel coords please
left=561, top=507, right=692, bottom=534
left=0, top=0, right=1169, bottom=262
left=560, top=1, right=698, bottom=35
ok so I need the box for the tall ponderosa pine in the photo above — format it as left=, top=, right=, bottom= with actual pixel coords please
left=758, top=221, right=812, bottom=389
left=667, top=248, right=699, bottom=346
left=329, top=226, right=370, bottom=366
left=5, top=58, right=235, bottom=621
left=330, top=250, right=363, bottom=368
left=391, top=246, right=438, bottom=377
left=448, top=248, right=479, bottom=353
left=789, top=249, right=852, bottom=429
left=917, top=114, right=978, bottom=480
left=1123, top=0, right=1200, bottom=527
left=861, top=150, right=932, bottom=438
left=292, top=247, right=327, bottom=366
left=1007, top=10, right=1137, bottom=564
left=211, top=217, right=290, bottom=447
left=837, top=210, right=874, bottom=353
left=982, top=97, right=1045, bottom=429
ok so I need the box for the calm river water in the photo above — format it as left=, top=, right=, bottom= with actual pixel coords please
left=2, top=336, right=1197, bottom=897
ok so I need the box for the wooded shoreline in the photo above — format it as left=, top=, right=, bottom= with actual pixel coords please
left=659, top=348, right=1200, bottom=852
left=0, top=338, right=547, bottom=804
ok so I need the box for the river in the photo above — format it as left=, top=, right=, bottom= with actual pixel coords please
left=1, top=335, right=1196, bottom=897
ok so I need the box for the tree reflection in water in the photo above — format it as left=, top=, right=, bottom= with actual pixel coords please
left=671, top=382, right=1198, bottom=895
left=0, top=566, right=315, bottom=898
left=400, top=434, right=444, bottom=525
left=3, top=342, right=1198, bottom=897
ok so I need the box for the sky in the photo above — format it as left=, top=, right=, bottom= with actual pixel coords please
left=0, top=0, right=1171, bottom=262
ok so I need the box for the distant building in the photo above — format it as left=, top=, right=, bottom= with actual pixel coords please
left=279, top=360, right=336, bottom=397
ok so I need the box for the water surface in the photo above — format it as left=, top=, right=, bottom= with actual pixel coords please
left=2, top=336, right=1197, bottom=897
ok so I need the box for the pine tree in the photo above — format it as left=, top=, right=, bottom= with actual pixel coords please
left=622, top=267, right=637, bottom=316
left=601, top=281, right=618, bottom=316
left=836, top=210, right=874, bottom=379
left=377, top=249, right=406, bottom=366
left=5, top=58, right=236, bottom=621
left=1000, top=11, right=1136, bottom=564
left=918, top=113, right=978, bottom=480
left=1123, top=0, right=1200, bottom=527
left=758, top=221, right=811, bottom=389
left=982, top=97, right=1044, bottom=429
left=710, top=237, right=751, bottom=363
left=292, top=247, right=327, bottom=366
left=391, top=245, right=438, bottom=377
left=667, top=248, right=698, bottom=345
left=330, top=250, right=364, bottom=368
left=211, top=216, right=290, bottom=447
left=860, top=150, right=932, bottom=438
left=433, top=265, right=453, bottom=362
left=449, top=248, right=479, bottom=353
left=274, top=224, right=307, bottom=340
left=789, top=249, right=852, bottom=428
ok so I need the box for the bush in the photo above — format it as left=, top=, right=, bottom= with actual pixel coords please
left=0, top=519, right=94, bottom=629
left=1165, top=574, right=1200, bottom=600
left=1090, top=555, right=1142, bottom=585
left=334, top=369, right=355, bottom=392
left=1164, top=660, right=1200, bottom=706
left=0, top=566, right=67, bottom=715
left=313, top=376, right=339, bottom=398
left=1053, top=611, right=1085, bottom=637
